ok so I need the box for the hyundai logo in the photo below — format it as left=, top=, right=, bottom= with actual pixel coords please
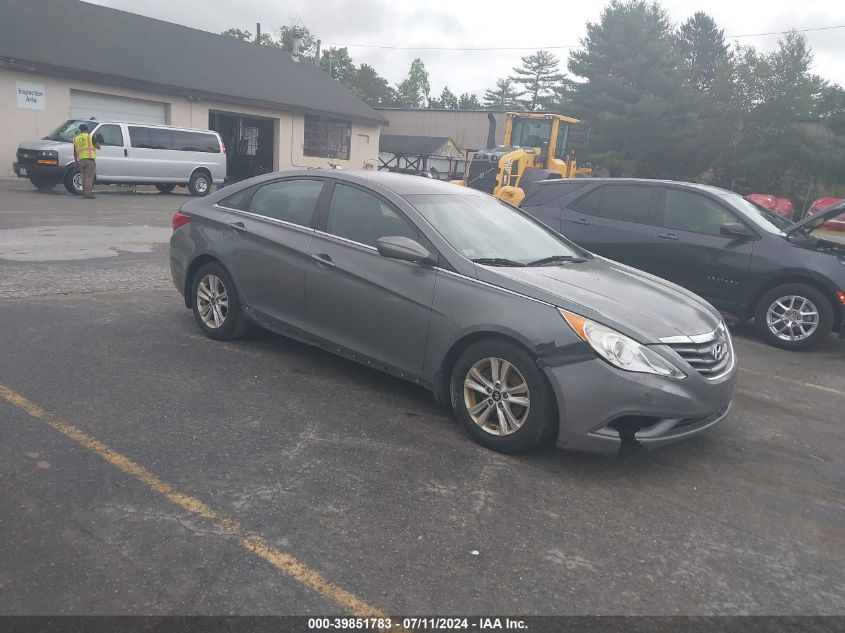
left=712, top=341, right=727, bottom=361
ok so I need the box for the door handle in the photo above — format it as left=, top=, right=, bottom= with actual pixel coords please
left=657, top=232, right=679, bottom=240
left=572, top=218, right=590, bottom=225
left=227, top=221, right=247, bottom=232
left=123, top=148, right=128, bottom=157
left=310, top=253, right=336, bottom=268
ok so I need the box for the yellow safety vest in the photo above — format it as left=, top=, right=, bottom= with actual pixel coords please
left=74, top=132, right=97, bottom=160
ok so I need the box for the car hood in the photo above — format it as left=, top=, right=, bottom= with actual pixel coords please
left=475, top=258, right=722, bottom=343
left=785, top=200, right=845, bottom=234
left=18, top=139, right=70, bottom=151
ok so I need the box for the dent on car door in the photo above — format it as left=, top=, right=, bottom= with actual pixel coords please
left=304, top=182, right=437, bottom=379
left=222, top=178, right=326, bottom=334
left=562, top=184, right=660, bottom=271
left=651, top=187, right=754, bottom=308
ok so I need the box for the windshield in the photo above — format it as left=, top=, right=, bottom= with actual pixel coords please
left=511, top=118, right=552, bottom=148
left=44, top=119, right=89, bottom=142
left=406, top=194, right=585, bottom=265
left=718, top=191, right=792, bottom=233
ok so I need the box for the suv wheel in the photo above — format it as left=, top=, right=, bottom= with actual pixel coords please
left=188, top=171, right=211, bottom=196
left=64, top=168, right=83, bottom=195
left=30, top=178, right=56, bottom=192
left=754, top=283, right=833, bottom=350
left=450, top=339, right=557, bottom=453
left=190, top=262, right=249, bottom=340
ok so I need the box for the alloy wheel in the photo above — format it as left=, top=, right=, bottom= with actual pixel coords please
left=196, top=274, right=229, bottom=329
left=463, top=357, right=530, bottom=436
left=195, top=176, right=209, bottom=193
left=72, top=172, right=83, bottom=193
left=766, top=295, right=819, bottom=342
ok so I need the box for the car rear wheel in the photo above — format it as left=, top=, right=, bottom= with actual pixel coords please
left=156, top=184, right=176, bottom=194
left=754, top=283, right=833, bottom=350
left=30, top=177, right=57, bottom=192
left=190, top=262, right=249, bottom=340
left=188, top=171, right=211, bottom=196
left=450, top=339, right=557, bottom=453
left=64, top=168, right=83, bottom=195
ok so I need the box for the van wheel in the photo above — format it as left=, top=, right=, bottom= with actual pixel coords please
left=64, top=168, right=83, bottom=195
left=30, top=178, right=56, bottom=192
left=188, top=171, right=211, bottom=196
left=156, top=184, right=175, bottom=194
left=450, top=339, right=557, bottom=453
left=754, top=283, right=833, bottom=350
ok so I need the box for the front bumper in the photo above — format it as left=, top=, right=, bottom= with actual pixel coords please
left=545, top=353, right=737, bottom=454
left=13, top=161, right=65, bottom=181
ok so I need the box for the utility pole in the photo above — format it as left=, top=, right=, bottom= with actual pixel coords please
left=315, top=39, right=321, bottom=66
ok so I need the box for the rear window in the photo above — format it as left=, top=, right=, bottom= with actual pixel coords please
left=571, top=184, right=655, bottom=224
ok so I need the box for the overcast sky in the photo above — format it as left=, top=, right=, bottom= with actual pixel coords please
left=89, top=0, right=845, bottom=98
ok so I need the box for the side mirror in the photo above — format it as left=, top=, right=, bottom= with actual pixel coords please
left=720, top=222, right=753, bottom=239
left=377, top=236, right=434, bottom=265
left=93, top=133, right=104, bottom=145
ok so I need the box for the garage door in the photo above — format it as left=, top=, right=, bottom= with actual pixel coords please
left=70, top=90, right=167, bottom=125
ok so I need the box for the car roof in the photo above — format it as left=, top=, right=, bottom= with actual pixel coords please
left=538, top=177, right=734, bottom=196
left=81, top=120, right=221, bottom=135
left=243, top=170, right=486, bottom=197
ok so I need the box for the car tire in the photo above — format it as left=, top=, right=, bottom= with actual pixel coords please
left=190, top=262, right=249, bottom=340
left=30, top=178, right=56, bottom=192
left=754, top=283, right=834, bottom=350
left=188, top=171, right=211, bottom=196
left=64, top=168, right=83, bottom=195
left=450, top=339, right=557, bottom=453
left=156, top=184, right=176, bottom=194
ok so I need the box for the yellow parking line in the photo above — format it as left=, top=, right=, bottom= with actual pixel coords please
left=739, top=368, right=845, bottom=397
left=0, top=383, right=386, bottom=618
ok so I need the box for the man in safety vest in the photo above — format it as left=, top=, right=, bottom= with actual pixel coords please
left=73, top=124, right=101, bottom=199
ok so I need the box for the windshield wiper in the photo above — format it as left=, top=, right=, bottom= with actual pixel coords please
left=526, top=255, right=587, bottom=266
left=471, top=257, right=526, bottom=267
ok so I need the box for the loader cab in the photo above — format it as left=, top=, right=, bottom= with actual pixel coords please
left=503, top=113, right=577, bottom=172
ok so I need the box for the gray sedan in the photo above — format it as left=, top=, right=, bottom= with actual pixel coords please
left=170, top=171, right=736, bottom=454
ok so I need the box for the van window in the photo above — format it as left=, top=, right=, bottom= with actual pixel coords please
left=128, top=126, right=172, bottom=149
left=249, top=179, right=324, bottom=227
left=149, top=128, right=172, bottom=150
left=128, top=126, right=151, bottom=148
left=572, top=185, right=655, bottom=224
left=95, top=124, right=124, bottom=147
left=172, top=130, right=221, bottom=153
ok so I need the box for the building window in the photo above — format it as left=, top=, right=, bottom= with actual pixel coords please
left=304, top=115, right=351, bottom=160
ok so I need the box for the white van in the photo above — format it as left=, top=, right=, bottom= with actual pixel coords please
left=13, top=120, right=227, bottom=196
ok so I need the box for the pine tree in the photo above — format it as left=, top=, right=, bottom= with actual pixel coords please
left=511, top=50, right=564, bottom=110
left=484, top=78, right=520, bottom=109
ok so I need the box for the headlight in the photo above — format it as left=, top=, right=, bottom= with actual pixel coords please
left=559, top=309, right=686, bottom=379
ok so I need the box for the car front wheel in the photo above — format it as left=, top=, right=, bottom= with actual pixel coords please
left=754, top=283, right=833, bottom=350
left=190, top=262, right=249, bottom=340
left=450, top=339, right=557, bottom=453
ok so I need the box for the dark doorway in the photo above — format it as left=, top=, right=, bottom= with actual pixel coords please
left=209, top=111, right=276, bottom=183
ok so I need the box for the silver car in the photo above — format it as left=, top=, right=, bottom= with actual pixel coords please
left=170, top=171, right=737, bottom=454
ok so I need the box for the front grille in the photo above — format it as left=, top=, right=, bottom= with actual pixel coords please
left=16, top=150, right=38, bottom=166
left=465, top=159, right=499, bottom=194
left=665, top=327, right=733, bottom=379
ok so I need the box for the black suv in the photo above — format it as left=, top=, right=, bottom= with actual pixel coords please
left=520, top=178, right=845, bottom=350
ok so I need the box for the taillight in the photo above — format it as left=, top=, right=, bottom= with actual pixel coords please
left=221, top=142, right=227, bottom=155
left=172, top=211, right=191, bottom=231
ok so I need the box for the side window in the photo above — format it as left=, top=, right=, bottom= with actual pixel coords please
left=661, top=189, right=735, bottom=236
left=172, top=130, right=221, bottom=153
left=572, top=185, right=655, bottom=223
left=569, top=186, right=603, bottom=214
left=248, top=179, right=323, bottom=227
left=128, top=126, right=151, bottom=148
left=95, top=124, right=124, bottom=147
left=220, top=185, right=258, bottom=211
left=326, top=183, right=418, bottom=248
left=149, top=128, right=173, bottom=150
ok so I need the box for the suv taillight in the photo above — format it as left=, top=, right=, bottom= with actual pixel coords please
left=172, top=211, right=191, bottom=232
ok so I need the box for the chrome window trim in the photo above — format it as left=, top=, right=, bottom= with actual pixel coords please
left=212, top=204, right=316, bottom=235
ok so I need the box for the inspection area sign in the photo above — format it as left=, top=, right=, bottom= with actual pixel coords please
left=16, top=82, right=45, bottom=110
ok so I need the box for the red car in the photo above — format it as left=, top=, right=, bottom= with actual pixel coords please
left=745, top=194, right=795, bottom=220
left=806, top=198, right=845, bottom=232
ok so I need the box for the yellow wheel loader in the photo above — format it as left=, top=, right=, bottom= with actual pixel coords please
left=451, top=112, right=591, bottom=205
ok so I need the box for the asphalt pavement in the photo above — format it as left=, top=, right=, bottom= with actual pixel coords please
left=1, top=179, right=844, bottom=616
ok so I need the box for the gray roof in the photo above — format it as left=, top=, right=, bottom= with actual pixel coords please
left=379, top=134, right=463, bottom=157
left=0, top=0, right=387, bottom=126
